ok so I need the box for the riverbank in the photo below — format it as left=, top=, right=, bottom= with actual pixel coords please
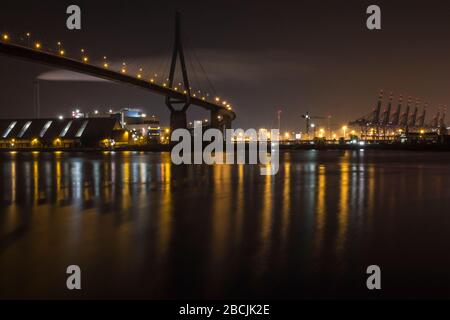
left=280, top=142, right=450, bottom=151
left=1, top=142, right=450, bottom=152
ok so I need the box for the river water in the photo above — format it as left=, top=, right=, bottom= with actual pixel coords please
left=0, top=150, right=450, bottom=299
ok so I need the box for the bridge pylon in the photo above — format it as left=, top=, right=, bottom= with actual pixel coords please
left=166, top=11, right=191, bottom=131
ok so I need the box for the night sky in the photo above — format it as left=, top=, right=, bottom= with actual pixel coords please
left=1, top=0, right=450, bottom=130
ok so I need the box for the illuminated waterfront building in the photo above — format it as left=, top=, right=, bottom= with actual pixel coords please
left=0, top=118, right=128, bottom=148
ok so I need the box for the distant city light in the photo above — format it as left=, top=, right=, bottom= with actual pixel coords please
left=342, top=126, right=348, bottom=138
left=72, top=109, right=83, bottom=118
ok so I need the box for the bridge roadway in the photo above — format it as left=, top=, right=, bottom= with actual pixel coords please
left=0, top=41, right=236, bottom=129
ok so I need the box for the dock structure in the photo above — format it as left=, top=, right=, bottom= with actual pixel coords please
left=349, top=90, right=448, bottom=141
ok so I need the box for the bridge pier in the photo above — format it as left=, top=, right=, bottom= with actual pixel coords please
left=223, top=116, right=232, bottom=131
left=170, top=110, right=187, bottom=131
left=211, top=110, right=232, bottom=133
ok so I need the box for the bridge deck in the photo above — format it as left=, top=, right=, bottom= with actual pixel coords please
left=0, top=42, right=236, bottom=120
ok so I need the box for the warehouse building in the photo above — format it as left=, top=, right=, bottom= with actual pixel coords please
left=0, top=117, right=128, bottom=148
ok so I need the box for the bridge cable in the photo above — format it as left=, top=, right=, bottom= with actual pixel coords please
left=186, top=48, right=202, bottom=94
left=184, top=34, right=218, bottom=99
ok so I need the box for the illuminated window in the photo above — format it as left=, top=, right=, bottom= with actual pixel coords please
left=59, top=120, right=73, bottom=137
left=75, top=120, right=89, bottom=137
left=2, top=121, right=17, bottom=138
left=39, top=121, right=53, bottom=138
left=17, top=121, right=32, bottom=138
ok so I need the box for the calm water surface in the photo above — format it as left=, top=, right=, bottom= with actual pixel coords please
left=1, top=150, right=450, bottom=299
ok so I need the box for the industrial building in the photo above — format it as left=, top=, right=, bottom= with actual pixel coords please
left=119, top=110, right=161, bottom=142
left=0, top=117, right=128, bottom=148
left=86, top=108, right=164, bottom=142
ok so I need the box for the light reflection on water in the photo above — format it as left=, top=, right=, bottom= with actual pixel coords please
left=1, top=150, right=450, bottom=299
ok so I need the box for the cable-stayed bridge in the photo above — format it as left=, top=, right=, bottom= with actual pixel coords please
left=0, top=11, right=236, bottom=131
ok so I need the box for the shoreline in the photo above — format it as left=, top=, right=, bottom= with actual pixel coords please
left=1, top=142, right=450, bottom=153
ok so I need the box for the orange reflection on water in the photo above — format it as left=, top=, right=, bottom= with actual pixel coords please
left=280, top=162, right=291, bottom=249
left=253, top=165, right=273, bottom=279
left=367, top=165, right=375, bottom=226
left=262, top=168, right=273, bottom=244
left=10, top=161, right=16, bottom=204
left=315, top=164, right=326, bottom=253
left=211, top=164, right=232, bottom=267
left=336, top=158, right=349, bottom=256
left=33, top=157, right=39, bottom=204
left=56, top=158, right=62, bottom=202
left=121, top=159, right=131, bottom=211
left=156, top=160, right=172, bottom=260
left=234, top=164, right=245, bottom=246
